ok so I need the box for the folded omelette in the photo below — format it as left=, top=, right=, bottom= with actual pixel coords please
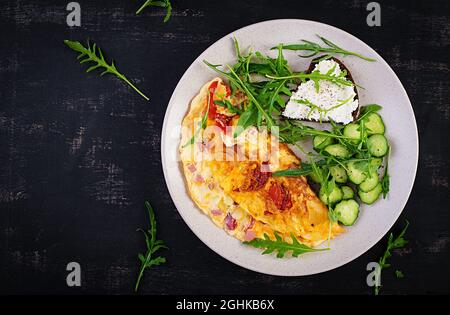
left=179, top=78, right=343, bottom=248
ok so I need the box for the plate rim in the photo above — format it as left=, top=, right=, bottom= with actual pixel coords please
left=161, top=19, right=419, bottom=276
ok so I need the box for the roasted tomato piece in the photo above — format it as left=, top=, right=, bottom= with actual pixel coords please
left=215, top=113, right=233, bottom=133
left=268, top=182, right=292, bottom=211
left=237, top=163, right=271, bottom=192
left=208, top=81, right=234, bottom=119
left=207, top=81, right=219, bottom=119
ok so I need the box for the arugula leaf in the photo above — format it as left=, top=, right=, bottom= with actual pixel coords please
left=374, top=220, right=409, bottom=295
left=272, top=167, right=313, bottom=177
left=214, top=100, right=243, bottom=115
left=267, top=70, right=356, bottom=89
left=278, top=120, right=351, bottom=144
left=275, top=35, right=376, bottom=62
left=135, top=201, right=168, bottom=292
left=64, top=40, right=149, bottom=101
left=381, top=146, right=390, bottom=198
left=272, top=158, right=377, bottom=177
left=244, top=232, right=328, bottom=258
left=357, top=104, right=383, bottom=121
left=395, top=270, right=404, bottom=279
left=136, top=0, right=172, bottom=22
left=182, top=85, right=213, bottom=147
left=234, top=105, right=258, bottom=137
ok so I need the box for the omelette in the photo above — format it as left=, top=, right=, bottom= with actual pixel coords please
left=179, top=78, right=343, bottom=248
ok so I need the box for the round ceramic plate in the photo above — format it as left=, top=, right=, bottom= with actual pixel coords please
left=161, top=19, right=418, bottom=276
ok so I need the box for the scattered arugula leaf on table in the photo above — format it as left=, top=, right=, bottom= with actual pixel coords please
left=135, top=201, right=168, bottom=292
left=244, top=232, right=328, bottom=258
left=395, top=270, right=404, bottom=279
left=374, top=220, right=409, bottom=295
left=136, top=0, right=172, bottom=22
left=64, top=40, right=149, bottom=101
left=274, top=35, right=376, bottom=62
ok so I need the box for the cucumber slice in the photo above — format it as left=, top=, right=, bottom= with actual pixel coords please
left=319, top=185, right=343, bottom=205
left=341, top=186, right=355, bottom=199
left=359, top=172, right=380, bottom=192
left=358, top=183, right=382, bottom=205
left=313, top=134, right=334, bottom=150
left=324, top=144, right=351, bottom=159
left=343, top=123, right=361, bottom=143
left=347, top=161, right=367, bottom=184
left=364, top=113, right=385, bottom=135
left=335, top=199, right=360, bottom=226
left=329, top=165, right=348, bottom=183
left=367, top=134, right=388, bottom=157
left=370, top=158, right=383, bottom=169
left=308, top=169, right=323, bottom=183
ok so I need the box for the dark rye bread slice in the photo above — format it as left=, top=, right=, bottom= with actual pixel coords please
left=296, top=56, right=360, bottom=122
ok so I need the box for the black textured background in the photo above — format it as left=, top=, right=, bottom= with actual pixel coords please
left=0, top=0, right=449, bottom=295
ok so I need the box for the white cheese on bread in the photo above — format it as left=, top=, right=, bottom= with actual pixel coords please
left=282, top=59, right=358, bottom=124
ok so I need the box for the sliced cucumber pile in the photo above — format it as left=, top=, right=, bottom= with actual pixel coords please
left=289, top=106, right=390, bottom=227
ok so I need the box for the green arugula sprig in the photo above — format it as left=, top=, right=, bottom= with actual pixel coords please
left=295, top=96, right=353, bottom=122
left=272, top=157, right=377, bottom=177
left=277, top=119, right=350, bottom=144
left=374, top=220, right=409, bottom=295
left=204, top=39, right=294, bottom=137
left=135, top=201, right=168, bottom=292
left=64, top=40, right=149, bottom=101
left=214, top=100, right=243, bottom=115
left=274, top=35, right=376, bottom=62
left=357, top=104, right=383, bottom=122
left=381, top=146, right=390, bottom=198
left=244, top=232, right=328, bottom=258
left=267, top=68, right=356, bottom=91
left=204, top=60, right=275, bottom=129
left=136, top=0, right=172, bottom=22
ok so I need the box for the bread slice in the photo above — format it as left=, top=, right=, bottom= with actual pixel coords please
left=283, top=56, right=360, bottom=123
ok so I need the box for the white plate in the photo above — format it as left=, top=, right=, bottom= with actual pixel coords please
left=161, top=19, right=418, bottom=276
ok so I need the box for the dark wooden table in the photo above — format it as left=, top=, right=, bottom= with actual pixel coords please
left=0, top=0, right=449, bottom=295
